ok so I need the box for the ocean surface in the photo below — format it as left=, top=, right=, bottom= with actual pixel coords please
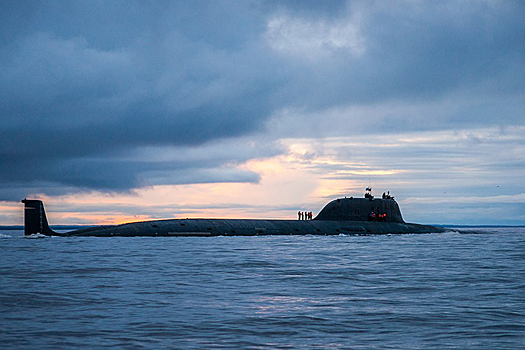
left=1, top=228, right=524, bottom=349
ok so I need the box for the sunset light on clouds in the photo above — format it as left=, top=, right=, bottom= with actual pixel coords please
left=1, top=1, right=524, bottom=226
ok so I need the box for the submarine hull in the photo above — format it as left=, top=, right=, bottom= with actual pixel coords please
left=22, top=197, right=447, bottom=237
left=62, top=218, right=446, bottom=237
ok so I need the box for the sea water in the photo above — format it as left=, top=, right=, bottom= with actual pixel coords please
left=1, top=228, right=524, bottom=349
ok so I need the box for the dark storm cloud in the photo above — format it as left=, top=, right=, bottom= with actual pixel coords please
left=1, top=0, right=524, bottom=200
left=269, top=1, right=525, bottom=117
left=0, top=1, right=278, bottom=199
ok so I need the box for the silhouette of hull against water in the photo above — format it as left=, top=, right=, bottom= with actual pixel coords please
left=21, top=197, right=446, bottom=237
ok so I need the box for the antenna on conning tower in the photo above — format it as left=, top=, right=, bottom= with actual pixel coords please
left=365, top=173, right=373, bottom=199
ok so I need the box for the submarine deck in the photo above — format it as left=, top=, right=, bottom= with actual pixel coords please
left=64, top=218, right=446, bottom=237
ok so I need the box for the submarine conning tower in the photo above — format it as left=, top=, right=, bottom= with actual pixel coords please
left=314, top=197, right=405, bottom=223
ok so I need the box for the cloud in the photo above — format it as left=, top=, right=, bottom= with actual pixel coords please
left=265, top=12, right=365, bottom=60
left=0, top=0, right=524, bottom=207
left=4, top=125, right=525, bottom=225
left=0, top=2, right=281, bottom=200
left=272, top=125, right=525, bottom=200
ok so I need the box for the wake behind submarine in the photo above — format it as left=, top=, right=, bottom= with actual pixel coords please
left=21, top=189, right=446, bottom=237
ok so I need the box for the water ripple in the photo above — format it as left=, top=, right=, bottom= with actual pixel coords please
left=1, top=228, right=524, bottom=349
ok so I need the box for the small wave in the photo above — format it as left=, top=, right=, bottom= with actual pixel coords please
left=456, top=229, right=494, bottom=234
left=439, top=229, right=461, bottom=234
left=0, top=233, right=12, bottom=238
left=24, top=233, right=47, bottom=239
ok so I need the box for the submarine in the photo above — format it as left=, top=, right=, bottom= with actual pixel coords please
left=21, top=190, right=446, bottom=236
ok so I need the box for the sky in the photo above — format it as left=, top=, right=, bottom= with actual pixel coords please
left=1, top=0, right=525, bottom=226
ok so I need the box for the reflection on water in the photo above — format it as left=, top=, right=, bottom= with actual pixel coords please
left=1, top=228, right=524, bottom=349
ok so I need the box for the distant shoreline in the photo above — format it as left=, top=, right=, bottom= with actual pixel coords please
left=2, top=224, right=525, bottom=230
left=0, top=225, right=95, bottom=230
left=430, top=225, right=525, bottom=228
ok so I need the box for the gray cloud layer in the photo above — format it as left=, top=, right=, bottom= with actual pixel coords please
left=1, top=0, right=524, bottom=200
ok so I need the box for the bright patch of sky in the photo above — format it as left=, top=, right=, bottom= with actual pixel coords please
left=4, top=126, right=524, bottom=226
left=265, top=13, right=365, bottom=60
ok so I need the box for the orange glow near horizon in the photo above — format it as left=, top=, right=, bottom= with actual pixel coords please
left=4, top=136, right=424, bottom=225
